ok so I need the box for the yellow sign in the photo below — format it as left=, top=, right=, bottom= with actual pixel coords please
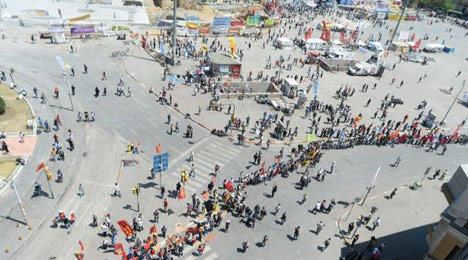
left=68, top=14, right=91, bottom=23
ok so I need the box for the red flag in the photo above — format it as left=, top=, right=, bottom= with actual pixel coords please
left=226, top=181, right=235, bottom=192
left=149, top=224, right=157, bottom=235
left=260, top=160, right=266, bottom=169
left=340, top=31, right=345, bottom=44
left=35, top=162, right=45, bottom=172
left=114, top=243, right=124, bottom=255
left=156, top=143, right=162, bottom=154
left=305, top=28, right=312, bottom=40
left=117, top=220, right=135, bottom=237
left=177, top=188, right=186, bottom=201
left=78, top=240, right=84, bottom=251
left=410, top=32, right=415, bottom=42
left=413, top=38, right=422, bottom=50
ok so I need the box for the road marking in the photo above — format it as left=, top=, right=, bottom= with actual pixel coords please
left=208, top=143, right=240, bottom=156
left=210, top=142, right=243, bottom=153
left=198, top=149, right=232, bottom=161
left=203, top=252, right=218, bottom=260
left=199, top=149, right=233, bottom=162
left=183, top=245, right=212, bottom=260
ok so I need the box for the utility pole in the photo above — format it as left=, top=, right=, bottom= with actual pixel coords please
left=172, top=0, right=177, bottom=63
left=387, top=0, right=409, bottom=48
left=360, top=166, right=381, bottom=206
left=440, top=80, right=466, bottom=126
left=9, top=181, right=31, bottom=228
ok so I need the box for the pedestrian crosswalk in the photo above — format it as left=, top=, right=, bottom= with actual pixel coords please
left=179, top=244, right=218, bottom=260
left=170, top=141, right=243, bottom=194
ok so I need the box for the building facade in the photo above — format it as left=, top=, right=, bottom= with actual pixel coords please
left=425, top=164, right=468, bottom=260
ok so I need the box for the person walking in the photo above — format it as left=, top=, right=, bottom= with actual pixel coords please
left=163, top=198, right=169, bottom=213
left=365, top=99, right=371, bottom=107
left=78, top=184, right=84, bottom=197
left=393, top=157, right=401, bottom=167
left=54, top=86, right=59, bottom=98
left=262, top=235, right=268, bottom=247
left=330, top=161, right=335, bottom=174
left=189, top=163, right=196, bottom=178
left=316, top=221, right=324, bottom=235
left=19, top=132, right=24, bottom=143
left=389, top=188, right=397, bottom=199
left=225, top=219, right=230, bottom=232
left=280, top=212, right=287, bottom=225
left=83, top=64, right=88, bottom=74
left=351, top=234, right=359, bottom=247
left=372, top=217, right=381, bottom=231
left=271, top=183, right=278, bottom=197
left=439, top=169, right=448, bottom=180
left=347, top=222, right=355, bottom=235
left=322, top=238, right=331, bottom=251
left=273, top=203, right=281, bottom=215
left=300, top=193, right=307, bottom=204
left=113, top=183, right=121, bottom=197
left=102, top=71, right=107, bottom=80
left=293, top=226, right=300, bottom=240
left=440, top=145, right=447, bottom=156
left=188, top=151, right=194, bottom=162
left=153, top=209, right=159, bottom=223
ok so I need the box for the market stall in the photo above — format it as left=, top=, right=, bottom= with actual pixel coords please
left=306, top=38, right=327, bottom=50
left=275, top=37, right=293, bottom=50
left=210, top=53, right=241, bottom=78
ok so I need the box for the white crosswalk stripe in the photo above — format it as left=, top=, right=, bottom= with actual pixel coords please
left=209, top=142, right=243, bottom=154
left=181, top=245, right=215, bottom=260
left=198, top=150, right=232, bottom=162
left=169, top=141, right=243, bottom=194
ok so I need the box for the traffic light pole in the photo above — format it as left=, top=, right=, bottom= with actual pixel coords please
left=44, top=167, right=54, bottom=199
left=136, top=190, right=140, bottom=212
left=159, top=154, right=163, bottom=189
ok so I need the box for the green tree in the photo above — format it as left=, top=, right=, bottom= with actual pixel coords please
left=0, top=96, right=5, bottom=114
left=413, top=0, right=455, bottom=12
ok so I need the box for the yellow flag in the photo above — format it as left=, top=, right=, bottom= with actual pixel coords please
left=228, top=37, right=236, bottom=58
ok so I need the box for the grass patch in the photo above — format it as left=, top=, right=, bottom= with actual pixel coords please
left=0, top=157, right=18, bottom=180
left=0, top=84, right=33, bottom=134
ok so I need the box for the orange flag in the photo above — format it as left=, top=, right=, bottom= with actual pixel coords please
left=156, top=143, right=162, bottom=154
left=177, top=188, right=186, bottom=201
left=205, top=233, right=215, bottom=242
left=78, top=240, right=84, bottom=251
left=35, top=162, right=45, bottom=172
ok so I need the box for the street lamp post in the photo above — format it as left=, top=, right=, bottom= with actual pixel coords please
left=7, top=180, right=30, bottom=228
left=387, top=0, right=409, bottom=49
left=172, top=0, right=177, bottom=63
left=440, top=80, right=466, bottom=126
left=360, top=166, right=381, bottom=206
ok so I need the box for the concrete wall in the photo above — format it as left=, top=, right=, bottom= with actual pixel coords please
left=446, top=164, right=468, bottom=201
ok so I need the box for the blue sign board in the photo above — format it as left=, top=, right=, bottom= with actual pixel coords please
left=153, top=153, right=169, bottom=173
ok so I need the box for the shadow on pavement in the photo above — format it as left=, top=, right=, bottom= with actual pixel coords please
left=340, top=223, right=433, bottom=260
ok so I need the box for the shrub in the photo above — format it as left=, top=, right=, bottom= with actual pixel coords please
left=0, top=96, right=5, bottom=114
